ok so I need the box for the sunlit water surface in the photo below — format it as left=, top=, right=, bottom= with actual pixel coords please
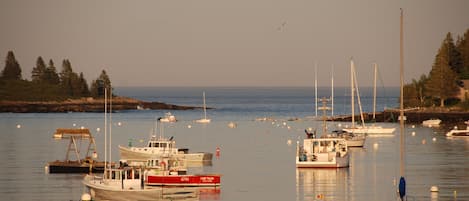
left=1, top=87, right=468, bottom=201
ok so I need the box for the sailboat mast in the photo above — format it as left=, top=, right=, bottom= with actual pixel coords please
left=351, top=59, right=355, bottom=128
left=315, top=63, right=318, bottom=117
left=331, top=65, right=334, bottom=117
left=397, top=8, right=407, bottom=201
left=109, top=88, right=112, bottom=170
left=104, top=87, right=107, bottom=179
left=399, top=8, right=405, bottom=178
left=203, top=91, right=207, bottom=119
left=373, top=63, right=377, bottom=120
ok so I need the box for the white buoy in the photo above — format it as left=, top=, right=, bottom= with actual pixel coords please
left=373, top=142, right=379, bottom=150
left=432, top=137, right=437, bottom=142
left=117, top=122, right=122, bottom=126
left=96, top=127, right=100, bottom=132
left=308, top=127, right=313, bottom=132
left=283, top=122, right=287, bottom=126
left=73, top=123, right=77, bottom=127
left=337, top=123, right=342, bottom=128
left=430, top=186, right=439, bottom=192
left=411, top=125, right=415, bottom=128
left=187, top=125, right=192, bottom=128
left=411, top=131, right=416, bottom=136
left=16, top=124, right=21, bottom=128
left=80, top=126, right=85, bottom=129
left=228, top=122, right=237, bottom=128
left=287, top=139, right=292, bottom=146
left=287, top=126, right=291, bottom=130
left=81, top=193, right=92, bottom=201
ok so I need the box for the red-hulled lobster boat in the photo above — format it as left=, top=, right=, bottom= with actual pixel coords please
left=146, top=174, right=221, bottom=186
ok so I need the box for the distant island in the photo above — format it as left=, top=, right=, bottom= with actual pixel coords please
left=0, top=51, right=199, bottom=112
left=0, top=96, right=199, bottom=113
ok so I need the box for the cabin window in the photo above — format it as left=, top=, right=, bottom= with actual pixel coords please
left=161, top=143, right=167, bottom=148
left=134, top=170, right=140, bottom=179
left=155, top=143, right=160, bottom=148
left=148, top=143, right=152, bottom=147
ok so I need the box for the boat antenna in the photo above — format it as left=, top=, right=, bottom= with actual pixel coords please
left=331, top=65, right=334, bottom=117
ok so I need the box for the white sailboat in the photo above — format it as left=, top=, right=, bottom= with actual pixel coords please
left=195, top=91, right=211, bottom=123
left=343, top=62, right=395, bottom=134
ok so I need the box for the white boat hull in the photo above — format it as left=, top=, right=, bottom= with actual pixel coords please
left=343, top=126, right=395, bottom=134
left=119, top=145, right=213, bottom=162
left=296, top=154, right=349, bottom=168
left=83, top=175, right=198, bottom=201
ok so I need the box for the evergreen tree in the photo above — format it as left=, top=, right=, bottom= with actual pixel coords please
left=457, top=29, right=469, bottom=79
left=31, top=56, right=47, bottom=82
left=90, top=70, right=112, bottom=98
left=444, top=33, right=463, bottom=76
left=44, top=59, right=60, bottom=84
left=60, top=59, right=76, bottom=96
left=78, top=72, right=90, bottom=96
left=1, top=51, right=22, bottom=80
left=425, top=39, right=460, bottom=107
left=411, top=74, right=429, bottom=106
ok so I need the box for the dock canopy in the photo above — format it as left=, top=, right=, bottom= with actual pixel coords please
left=53, top=128, right=92, bottom=139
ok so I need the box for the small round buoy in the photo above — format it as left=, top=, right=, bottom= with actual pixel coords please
left=338, top=123, right=342, bottom=128
left=287, top=126, right=291, bottom=130
left=227, top=122, right=237, bottom=128
left=96, top=127, right=100, bottom=132
left=73, top=123, right=77, bottom=127
left=411, top=131, right=416, bottom=136
left=80, top=126, right=85, bottom=129
left=308, top=127, right=313, bottom=132
left=430, top=186, right=439, bottom=192
left=81, top=193, right=92, bottom=201
left=422, top=139, right=427, bottom=145
left=16, top=124, right=21, bottom=129
left=283, top=122, right=287, bottom=126
left=187, top=125, right=192, bottom=128
left=287, top=139, right=292, bottom=145
left=373, top=142, right=379, bottom=150
left=411, top=125, right=415, bottom=128
left=432, top=137, right=437, bottom=142
left=117, top=122, right=122, bottom=126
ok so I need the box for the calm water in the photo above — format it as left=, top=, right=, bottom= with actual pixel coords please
left=1, top=87, right=469, bottom=201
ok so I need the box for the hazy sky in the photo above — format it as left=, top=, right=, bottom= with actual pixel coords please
left=1, top=0, right=468, bottom=87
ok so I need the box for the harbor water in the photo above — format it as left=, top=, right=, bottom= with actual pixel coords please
left=1, top=87, right=468, bottom=201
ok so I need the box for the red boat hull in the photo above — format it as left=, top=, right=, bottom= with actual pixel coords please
left=146, top=174, right=221, bottom=186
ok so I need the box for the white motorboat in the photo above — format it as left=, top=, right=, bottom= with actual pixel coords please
left=159, top=112, right=177, bottom=123
left=446, top=121, right=469, bottom=137
left=296, top=138, right=349, bottom=168
left=119, top=135, right=212, bottom=162
left=83, top=163, right=199, bottom=201
left=422, top=119, right=441, bottom=127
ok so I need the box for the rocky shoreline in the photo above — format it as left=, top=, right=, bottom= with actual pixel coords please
left=0, top=97, right=201, bottom=113
left=329, top=108, right=469, bottom=124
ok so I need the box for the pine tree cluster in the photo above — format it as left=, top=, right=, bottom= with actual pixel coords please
left=0, top=51, right=112, bottom=101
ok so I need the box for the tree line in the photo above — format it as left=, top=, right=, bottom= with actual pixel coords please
left=0, top=51, right=112, bottom=101
left=404, top=29, right=469, bottom=108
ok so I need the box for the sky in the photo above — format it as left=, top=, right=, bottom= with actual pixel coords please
left=1, top=0, right=469, bottom=87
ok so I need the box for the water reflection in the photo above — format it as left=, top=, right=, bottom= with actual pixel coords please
left=91, top=186, right=220, bottom=201
left=296, top=168, right=349, bottom=201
